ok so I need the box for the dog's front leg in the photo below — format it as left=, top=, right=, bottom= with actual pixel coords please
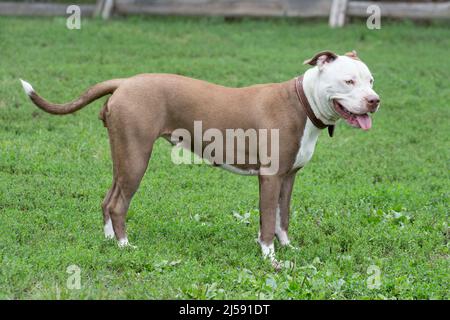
left=276, top=173, right=296, bottom=247
left=258, top=174, right=283, bottom=267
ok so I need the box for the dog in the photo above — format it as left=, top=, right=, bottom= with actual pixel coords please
left=20, top=50, right=380, bottom=268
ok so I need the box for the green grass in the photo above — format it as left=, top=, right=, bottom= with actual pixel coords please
left=0, top=16, right=449, bottom=299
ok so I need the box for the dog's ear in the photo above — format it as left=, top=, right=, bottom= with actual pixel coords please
left=303, top=51, right=338, bottom=70
left=345, top=50, right=360, bottom=61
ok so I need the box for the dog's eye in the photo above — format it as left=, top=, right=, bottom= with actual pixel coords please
left=345, top=80, right=355, bottom=85
left=370, top=79, right=374, bottom=85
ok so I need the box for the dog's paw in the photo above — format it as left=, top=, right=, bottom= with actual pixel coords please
left=259, top=242, right=282, bottom=271
left=104, top=219, right=115, bottom=239
left=276, top=230, right=291, bottom=247
left=105, top=234, right=115, bottom=240
left=117, top=238, right=137, bottom=249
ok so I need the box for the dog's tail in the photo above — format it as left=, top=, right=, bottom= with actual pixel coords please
left=19, top=78, right=124, bottom=115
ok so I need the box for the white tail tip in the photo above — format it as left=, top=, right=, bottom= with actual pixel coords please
left=20, top=79, right=34, bottom=96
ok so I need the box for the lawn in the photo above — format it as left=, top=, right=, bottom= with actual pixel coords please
left=0, top=16, right=448, bottom=299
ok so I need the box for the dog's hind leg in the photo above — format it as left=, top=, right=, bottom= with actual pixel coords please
left=102, top=181, right=117, bottom=239
left=109, top=137, right=154, bottom=247
left=104, top=141, right=154, bottom=247
left=101, top=102, right=158, bottom=247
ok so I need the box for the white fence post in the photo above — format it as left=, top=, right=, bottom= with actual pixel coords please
left=94, top=0, right=104, bottom=17
left=101, top=0, right=115, bottom=19
left=329, top=0, right=349, bottom=27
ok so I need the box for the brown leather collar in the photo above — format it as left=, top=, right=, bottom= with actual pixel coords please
left=295, top=75, right=334, bottom=137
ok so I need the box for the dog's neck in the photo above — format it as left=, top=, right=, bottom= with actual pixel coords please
left=302, top=68, right=340, bottom=125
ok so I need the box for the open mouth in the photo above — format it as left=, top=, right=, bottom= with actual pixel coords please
left=333, top=100, right=372, bottom=130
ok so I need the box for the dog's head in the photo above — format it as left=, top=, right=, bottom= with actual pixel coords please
left=304, top=50, right=380, bottom=130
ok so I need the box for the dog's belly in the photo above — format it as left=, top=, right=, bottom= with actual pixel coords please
left=292, top=119, right=321, bottom=170
left=219, top=163, right=259, bottom=176
left=163, top=134, right=261, bottom=175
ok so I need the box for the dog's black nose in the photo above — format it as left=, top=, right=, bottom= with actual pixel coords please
left=366, top=95, right=380, bottom=112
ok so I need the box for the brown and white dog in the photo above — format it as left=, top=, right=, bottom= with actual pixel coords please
left=20, top=50, right=380, bottom=267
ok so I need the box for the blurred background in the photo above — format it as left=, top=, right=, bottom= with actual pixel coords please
left=0, top=0, right=449, bottom=25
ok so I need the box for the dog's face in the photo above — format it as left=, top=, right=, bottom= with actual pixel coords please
left=305, top=51, right=380, bottom=130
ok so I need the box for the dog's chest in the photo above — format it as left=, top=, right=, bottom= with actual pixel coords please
left=292, top=119, right=321, bottom=170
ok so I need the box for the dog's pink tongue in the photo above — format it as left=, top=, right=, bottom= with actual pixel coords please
left=355, top=114, right=372, bottom=130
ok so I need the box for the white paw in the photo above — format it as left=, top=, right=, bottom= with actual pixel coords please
left=260, top=242, right=275, bottom=260
left=276, top=229, right=290, bottom=246
left=258, top=240, right=282, bottom=270
left=104, top=219, right=115, bottom=239
left=117, top=237, right=137, bottom=249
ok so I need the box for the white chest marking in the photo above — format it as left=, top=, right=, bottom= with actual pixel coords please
left=292, top=119, right=321, bottom=170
